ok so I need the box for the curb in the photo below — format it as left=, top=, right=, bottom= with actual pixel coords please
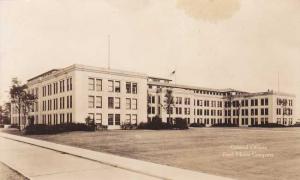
left=0, top=132, right=233, bottom=180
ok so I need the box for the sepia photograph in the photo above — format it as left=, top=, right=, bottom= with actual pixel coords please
left=0, top=0, right=300, bottom=179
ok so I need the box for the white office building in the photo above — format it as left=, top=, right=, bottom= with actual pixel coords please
left=11, top=64, right=296, bottom=128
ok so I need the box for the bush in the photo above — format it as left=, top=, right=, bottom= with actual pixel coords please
left=211, top=123, right=239, bottom=127
left=121, top=123, right=137, bottom=130
left=173, top=118, right=188, bottom=129
left=189, top=123, right=206, bottom=128
left=24, top=123, right=95, bottom=135
left=249, top=123, right=287, bottom=128
left=138, top=116, right=173, bottom=130
left=0, top=124, right=4, bottom=128
left=10, top=124, right=19, bottom=129
left=137, top=117, right=189, bottom=130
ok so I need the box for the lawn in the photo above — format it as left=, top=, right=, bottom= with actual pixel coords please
left=6, top=128, right=300, bottom=180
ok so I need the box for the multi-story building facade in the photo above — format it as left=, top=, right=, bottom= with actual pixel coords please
left=11, top=64, right=296, bottom=128
left=11, top=64, right=148, bottom=129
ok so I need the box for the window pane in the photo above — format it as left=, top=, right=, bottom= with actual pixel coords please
left=96, top=79, right=102, bottom=91
left=115, top=81, right=120, bottom=93
left=132, top=83, right=137, bottom=94
left=108, top=97, right=114, bottom=109
left=115, top=114, right=120, bottom=125
left=132, top=99, right=137, bottom=110
left=108, top=114, right=114, bottom=125
left=88, top=96, right=95, bottom=108
left=95, top=113, right=102, bottom=124
left=126, top=114, right=131, bottom=124
left=88, top=78, right=95, bottom=90
left=126, top=82, right=131, bottom=93
left=115, top=98, right=120, bottom=109
left=132, top=114, right=137, bottom=124
left=108, top=80, right=114, bottom=92
left=126, top=98, right=131, bottom=110
left=96, top=96, right=102, bottom=108
left=88, top=113, right=94, bottom=120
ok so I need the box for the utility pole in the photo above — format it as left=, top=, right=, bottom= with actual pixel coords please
left=108, top=35, right=111, bottom=70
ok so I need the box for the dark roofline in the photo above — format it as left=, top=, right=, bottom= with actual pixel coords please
left=27, top=69, right=60, bottom=82
left=148, top=76, right=172, bottom=82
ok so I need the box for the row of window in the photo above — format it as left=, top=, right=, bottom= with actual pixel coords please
left=41, top=113, right=73, bottom=125
left=276, top=118, right=293, bottom=125
left=224, top=108, right=269, bottom=116
left=88, top=78, right=138, bottom=94
left=42, top=96, right=72, bottom=111
left=88, top=96, right=138, bottom=110
left=42, top=78, right=72, bottom=97
left=277, top=99, right=293, bottom=106
left=225, top=98, right=269, bottom=108
left=276, top=108, right=293, bottom=115
left=88, top=113, right=138, bottom=125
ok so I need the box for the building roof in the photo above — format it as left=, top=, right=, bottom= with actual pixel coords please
left=27, top=69, right=61, bottom=82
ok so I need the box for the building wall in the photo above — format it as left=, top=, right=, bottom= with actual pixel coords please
left=10, top=64, right=296, bottom=129
left=73, top=66, right=148, bottom=129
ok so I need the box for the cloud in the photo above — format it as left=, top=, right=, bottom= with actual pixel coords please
left=176, top=0, right=240, bottom=22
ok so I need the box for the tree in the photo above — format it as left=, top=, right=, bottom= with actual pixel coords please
left=0, top=103, right=11, bottom=124
left=279, top=99, right=288, bottom=125
left=10, top=78, right=37, bottom=130
left=161, top=89, right=175, bottom=124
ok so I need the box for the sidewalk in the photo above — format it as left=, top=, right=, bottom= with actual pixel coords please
left=0, top=132, right=233, bottom=180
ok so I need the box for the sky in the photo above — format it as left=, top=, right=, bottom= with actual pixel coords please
left=0, top=0, right=300, bottom=116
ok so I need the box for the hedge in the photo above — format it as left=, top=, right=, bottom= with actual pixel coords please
left=24, top=123, right=96, bottom=135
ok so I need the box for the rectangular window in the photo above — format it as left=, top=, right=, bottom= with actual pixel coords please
left=70, top=95, right=72, bottom=108
left=265, top=108, right=269, bottom=115
left=115, top=114, right=121, bottom=125
left=132, top=83, right=137, bottom=94
left=88, top=96, right=95, bottom=108
left=115, top=97, right=120, bottom=109
left=115, top=81, right=121, bottom=93
left=67, top=96, right=69, bottom=108
left=95, top=113, right=102, bottom=124
left=132, top=99, right=137, bottom=110
left=126, top=114, right=131, bottom=124
left=132, top=114, right=137, bottom=125
left=88, top=78, right=95, bottom=91
left=108, top=114, right=114, bottom=125
left=96, top=79, right=102, bottom=91
left=67, top=78, right=69, bottom=91
left=70, top=78, right=72, bottom=91
left=261, top=99, right=264, bottom=106
left=88, top=113, right=94, bottom=121
left=126, top=98, right=131, bottom=110
left=108, top=97, right=114, bottom=109
left=108, top=80, right=114, bottom=92
left=126, top=82, right=131, bottom=93
left=96, top=96, right=102, bottom=108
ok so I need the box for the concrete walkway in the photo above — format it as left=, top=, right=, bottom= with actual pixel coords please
left=0, top=132, right=232, bottom=180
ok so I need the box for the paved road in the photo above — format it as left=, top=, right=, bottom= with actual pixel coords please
left=0, top=136, right=159, bottom=180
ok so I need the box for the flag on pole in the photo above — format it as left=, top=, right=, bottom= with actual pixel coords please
left=171, top=70, right=176, bottom=75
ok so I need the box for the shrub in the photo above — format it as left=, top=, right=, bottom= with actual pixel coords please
left=249, top=123, right=286, bottom=128
left=121, top=123, right=137, bottom=130
left=173, top=118, right=188, bottom=129
left=189, top=123, right=206, bottom=128
left=293, top=123, right=300, bottom=127
left=0, top=124, right=4, bottom=128
left=10, top=124, right=19, bottom=129
left=24, top=123, right=95, bottom=135
left=211, top=123, right=239, bottom=127
left=96, top=124, right=108, bottom=130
